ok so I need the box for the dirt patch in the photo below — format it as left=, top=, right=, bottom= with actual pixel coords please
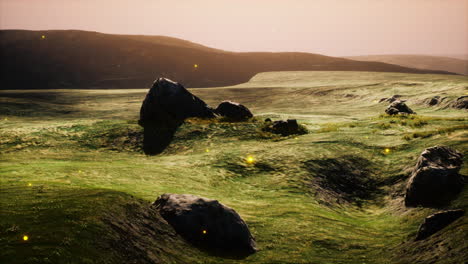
left=303, top=155, right=381, bottom=206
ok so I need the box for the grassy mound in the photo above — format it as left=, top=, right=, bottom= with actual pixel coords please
left=0, top=185, right=208, bottom=264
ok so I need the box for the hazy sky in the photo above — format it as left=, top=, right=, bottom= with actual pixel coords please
left=1, top=0, right=467, bottom=57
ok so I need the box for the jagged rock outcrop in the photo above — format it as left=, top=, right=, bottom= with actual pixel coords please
left=415, top=209, right=465, bottom=240
left=385, top=100, right=415, bottom=115
left=139, top=78, right=215, bottom=154
left=405, top=146, right=464, bottom=207
left=153, top=193, right=256, bottom=258
left=379, top=95, right=402, bottom=103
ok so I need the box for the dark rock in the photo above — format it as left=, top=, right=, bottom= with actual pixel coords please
left=405, top=146, right=464, bottom=207
left=264, top=118, right=272, bottom=122
left=415, top=209, right=465, bottom=240
left=139, top=78, right=215, bottom=154
left=385, top=100, right=415, bottom=115
left=379, top=95, right=402, bottom=103
left=427, top=96, right=440, bottom=106
left=267, top=119, right=303, bottom=136
left=452, top=96, right=468, bottom=109
left=153, top=193, right=256, bottom=258
left=215, top=101, right=253, bottom=121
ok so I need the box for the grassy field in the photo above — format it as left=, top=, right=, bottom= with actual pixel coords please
left=1, top=71, right=467, bottom=264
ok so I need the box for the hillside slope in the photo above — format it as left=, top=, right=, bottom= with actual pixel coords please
left=346, top=54, right=468, bottom=75
left=0, top=30, right=454, bottom=90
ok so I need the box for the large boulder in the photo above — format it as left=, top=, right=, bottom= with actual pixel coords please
left=385, top=100, right=415, bottom=115
left=215, top=101, right=253, bottom=121
left=405, top=146, right=464, bottom=207
left=415, top=209, right=465, bottom=240
left=153, top=194, right=256, bottom=258
left=452, top=96, right=468, bottom=109
left=139, top=78, right=215, bottom=154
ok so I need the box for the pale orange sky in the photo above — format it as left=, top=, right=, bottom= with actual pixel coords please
left=1, top=0, right=467, bottom=57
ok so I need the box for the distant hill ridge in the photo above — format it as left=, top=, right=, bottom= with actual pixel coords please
left=346, top=54, right=468, bottom=76
left=0, top=30, right=456, bottom=89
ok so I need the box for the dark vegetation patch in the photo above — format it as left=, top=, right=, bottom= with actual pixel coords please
left=0, top=121, right=143, bottom=153
left=76, top=121, right=143, bottom=152
left=0, top=102, right=75, bottom=117
left=302, top=156, right=382, bottom=206
left=182, top=118, right=266, bottom=140
left=0, top=91, right=81, bottom=117
left=163, top=118, right=286, bottom=154
left=402, top=124, right=468, bottom=140
left=1, top=118, right=284, bottom=154
left=373, top=114, right=430, bottom=130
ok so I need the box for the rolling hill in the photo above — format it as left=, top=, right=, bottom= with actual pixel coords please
left=1, top=71, right=467, bottom=263
left=0, top=30, right=455, bottom=90
left=346, top=54, right=468, bottom=76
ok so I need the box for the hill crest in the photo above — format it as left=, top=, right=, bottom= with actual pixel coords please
left=0, top=30, right=456, bottom=89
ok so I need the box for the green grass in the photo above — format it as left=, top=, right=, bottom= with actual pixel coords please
left=1, top=71, right=467, bottom=264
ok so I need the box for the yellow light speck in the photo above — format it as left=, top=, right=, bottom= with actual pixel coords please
left=294, top=137, right=298, bottom=140
left=41, top=35, right=46, bottom=39
left=202, top=230, right=207, bottom=234
left=246, top=155, right=255, bottom=164
left=384, top=148, right=391, bottom=154
left=205, top=149, right=210, bottom=153
left=194, top=64, right=198, bottom=68
left=23, top=235, right=29, bottom=241
left=28, top=183, right=32, bottom=187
